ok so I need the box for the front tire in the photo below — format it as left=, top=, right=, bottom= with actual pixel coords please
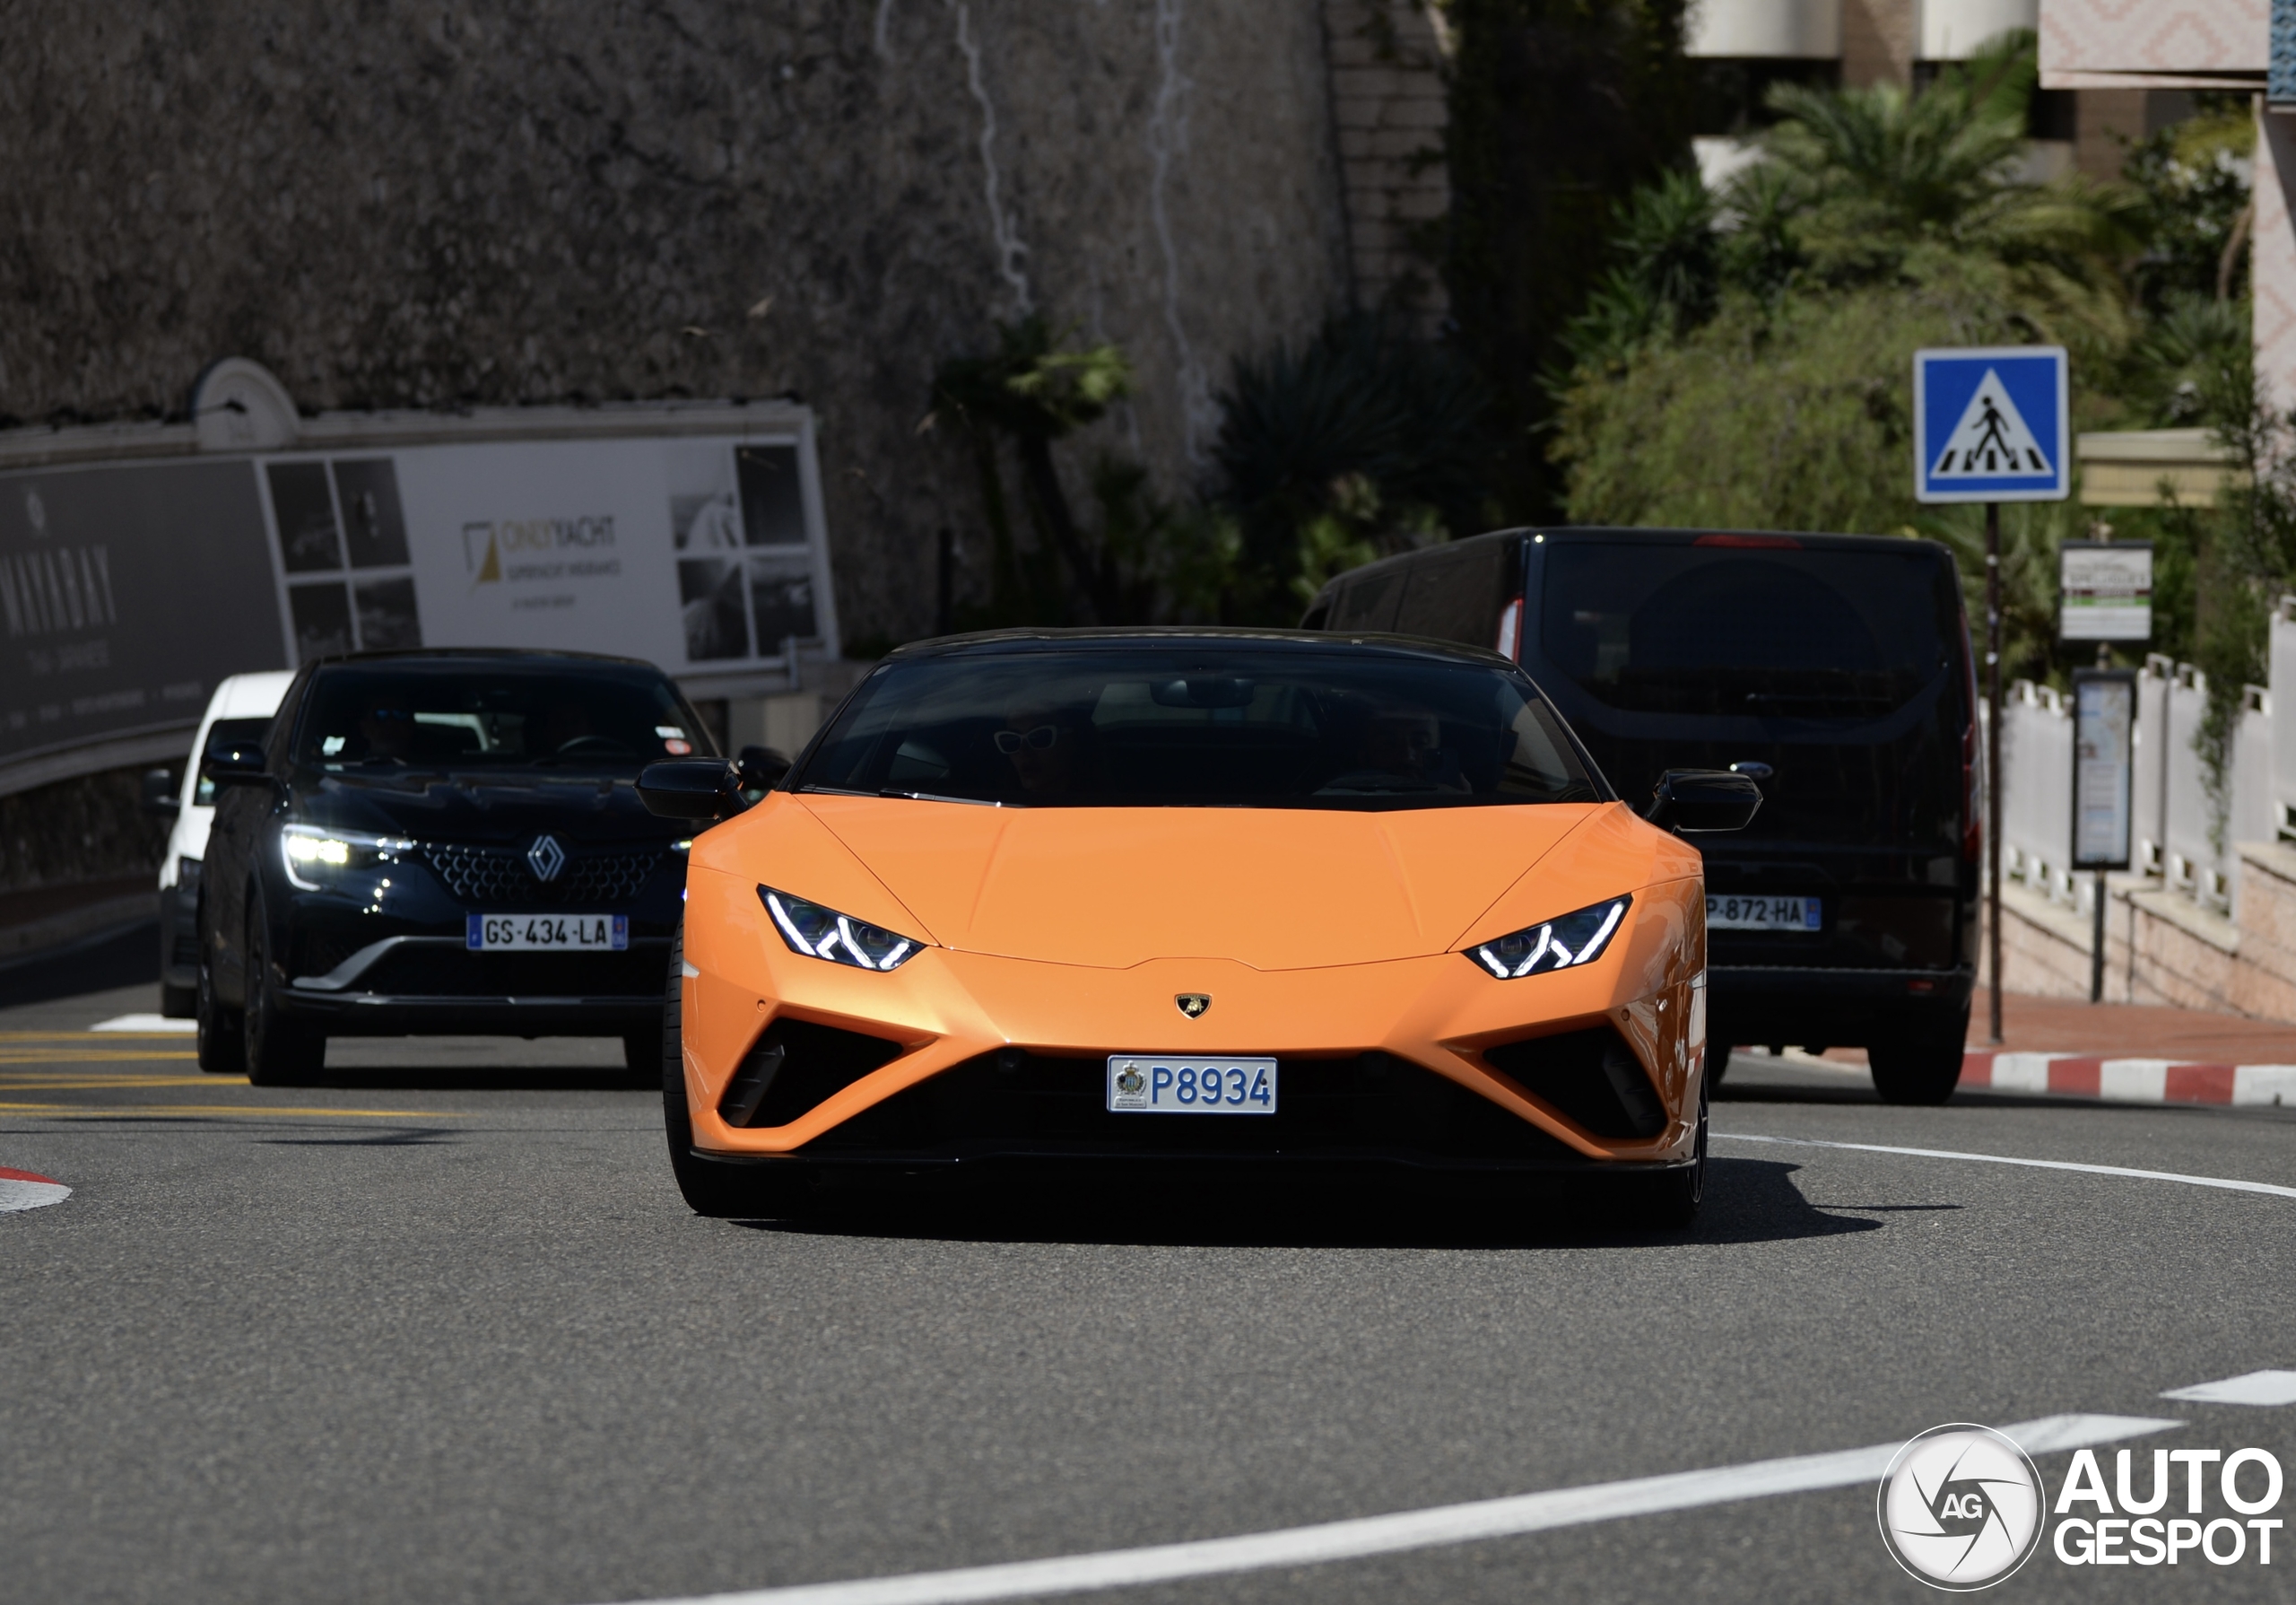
left=243, top=906, right=325, bottom=1088
left=1630, top=1069, right=1707, bottom=1230
left=195, top=948, right=243, bottom=1075
left=1869, top=1009, right=1968, bottom=1105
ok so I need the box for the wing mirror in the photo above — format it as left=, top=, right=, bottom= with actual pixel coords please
left=205, top=740, right=276, bottom=790
left=638, top=758, right=743, bottom=820
left=1645, top=769, right=1761, bottom=833
left=735, top=745, right=790, bottom=799
left=140, top=766, right=180, bottom=818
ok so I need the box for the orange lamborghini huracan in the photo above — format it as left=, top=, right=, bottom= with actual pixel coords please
left=639, top=629, right=1758, bottom=1224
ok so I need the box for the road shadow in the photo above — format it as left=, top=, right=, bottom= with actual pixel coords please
left=732, top=1156, right=1880, bottom=1251
left=282, top=1064, right=656, bottom=1093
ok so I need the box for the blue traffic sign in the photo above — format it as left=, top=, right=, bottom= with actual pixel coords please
left=1913, top=345, right=2069, bottom=504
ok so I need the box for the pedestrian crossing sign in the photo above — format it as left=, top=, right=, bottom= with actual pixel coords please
left=1913, top=345, right=2069, bottom=503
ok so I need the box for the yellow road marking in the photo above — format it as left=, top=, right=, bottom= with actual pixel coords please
left=0, top=1103, right=464, bottom=1119
left=0, top=1051, right=200, bottom=1064
left=0, top=1076, right=246, bottom=1090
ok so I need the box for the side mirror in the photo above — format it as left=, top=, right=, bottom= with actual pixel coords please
left=638, top=758, right=740, bottom=820
left=1645, top=769, right=1761, bottom=833
left=205, top=741, right=276, bottom=789
left=735, top=745, right=791, bottom=795
left=140, top=767, right=180, bottom=817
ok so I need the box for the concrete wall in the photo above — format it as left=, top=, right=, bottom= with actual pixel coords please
left=1993, top=842, right=2296, bottom=1020
left=0, top=1, right=1354, bottom=647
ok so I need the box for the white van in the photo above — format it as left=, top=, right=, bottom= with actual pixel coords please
left=152, top=672, right=295, bottom=1016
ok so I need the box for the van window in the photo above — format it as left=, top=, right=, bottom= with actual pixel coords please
left=1327, top=570, right=1403, bottom=631
left=1394, top=543, right=1508, bottom=648
left=1541, top=544, right=1949, bottom=718
left=1529, top=539, right=1967, bottom=848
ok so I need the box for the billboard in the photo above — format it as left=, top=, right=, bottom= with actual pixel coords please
left=0, top=421, right=834, bottom=778
left=0, top=460, right=283, bottom=770
left=258, top=434, right=836, bottom=674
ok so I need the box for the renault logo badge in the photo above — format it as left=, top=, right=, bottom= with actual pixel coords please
left=526, top=833, right=567, bottom=883
left=1176, top=993, right=1211, bottom=1019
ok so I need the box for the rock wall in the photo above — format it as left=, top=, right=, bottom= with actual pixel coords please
left=0, top=1, right=1352, bottom=643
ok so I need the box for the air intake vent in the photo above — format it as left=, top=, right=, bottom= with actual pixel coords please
left=1483, top=1027, right=1665, bottom=1138
left=718, top=1017, right=906, bottom=1129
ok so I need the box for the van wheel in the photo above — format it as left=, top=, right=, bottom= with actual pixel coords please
left=160, top=983, right=197, bottom=1019
left=1869, top=1013, right=1969, bottom=1105
left=244, top=909, right=325, bottom=1087
left=661, top=926, right=807, bottom=1218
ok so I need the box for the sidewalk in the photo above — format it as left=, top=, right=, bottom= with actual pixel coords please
left=1810, top=990, right=2296, bottom=1109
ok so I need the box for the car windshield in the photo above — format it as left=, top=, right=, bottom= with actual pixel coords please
left=796, top=643, right=1603, bottom=808
left=1539, top=543, right=1952, bottom=720
left=296, top=665, right=706, bottom=772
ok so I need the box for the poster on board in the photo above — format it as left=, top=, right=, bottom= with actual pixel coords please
left=0, top=460, right=283, bottom=769
left=260, top=433, right=838, bottom=676
left=0, top=416, right=836, bottom=783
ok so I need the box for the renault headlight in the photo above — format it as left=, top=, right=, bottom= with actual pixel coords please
left=1468, top=895, right=1631, bottom=979
left=281, top=824, right=415, bottom=890
left=759, top=885, right=923, bottom=972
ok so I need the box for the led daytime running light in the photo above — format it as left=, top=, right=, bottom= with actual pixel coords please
left=760, top=886, right=921, bottom=973
left=1469, top=895, right=1631, bottom=979
left=279, top=825, right=414, bottom=890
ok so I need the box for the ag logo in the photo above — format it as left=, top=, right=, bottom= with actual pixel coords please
left=1175, top=993, right=1211, bottom=1019
left=526, top=833, right=567, bottom=883
left=1115, top=1065, right=1145, bottom=1095
left=1877, top=1424, right=2044, bottom=1591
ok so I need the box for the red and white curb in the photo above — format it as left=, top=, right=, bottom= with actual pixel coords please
left=0, top=1166, right=70, bottom=1212
left=1963, top=1052, right=2296, bottom=1107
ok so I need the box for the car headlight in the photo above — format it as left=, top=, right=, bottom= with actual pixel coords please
left=281, top=824, right=415, bottom=890
left=758, top=885, right=923, bottom=972
left=1468, top=894, right=1631, bottom=979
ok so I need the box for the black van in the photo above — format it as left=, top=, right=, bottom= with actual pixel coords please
left=1304, top=528, right=1980, bottom=1103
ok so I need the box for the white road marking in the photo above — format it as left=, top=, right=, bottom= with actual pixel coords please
left=1715, top=1132, right=2296, bottom=1201
left=0, top=1169, right=70, bottom=1212
left=2162, top=1370, right=2296, bottom=1406
left=602, top=1415, right=2177, bottom=1605
left=90, top=1015, right=197, bottom=1034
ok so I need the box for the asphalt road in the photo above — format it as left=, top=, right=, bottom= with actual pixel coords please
left=5, top=981, right=2294, bottom=1604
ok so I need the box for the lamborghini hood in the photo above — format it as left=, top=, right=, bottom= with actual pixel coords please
left=787, top=795, right=1605, bottom=971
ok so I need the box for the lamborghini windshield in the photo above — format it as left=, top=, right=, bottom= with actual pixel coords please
left=796, top=642, right=1604, bottom=809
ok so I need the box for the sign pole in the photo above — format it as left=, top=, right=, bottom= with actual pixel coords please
left=1912, top=343, right=2069, bottom=1052
left=1986, top=500, right=2004, bottom=1045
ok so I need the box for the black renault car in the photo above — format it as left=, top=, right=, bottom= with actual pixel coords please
left=195, top=650, right=725, bottom=1085
left=1305, top=528, right=1980, bottom=1103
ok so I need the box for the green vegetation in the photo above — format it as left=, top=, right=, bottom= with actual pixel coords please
left=927, top=311, right=1490, bottom=631
left=1444, top=0, right=1694, bottom=518
left=1540, top=31, right=2283, bottom=832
